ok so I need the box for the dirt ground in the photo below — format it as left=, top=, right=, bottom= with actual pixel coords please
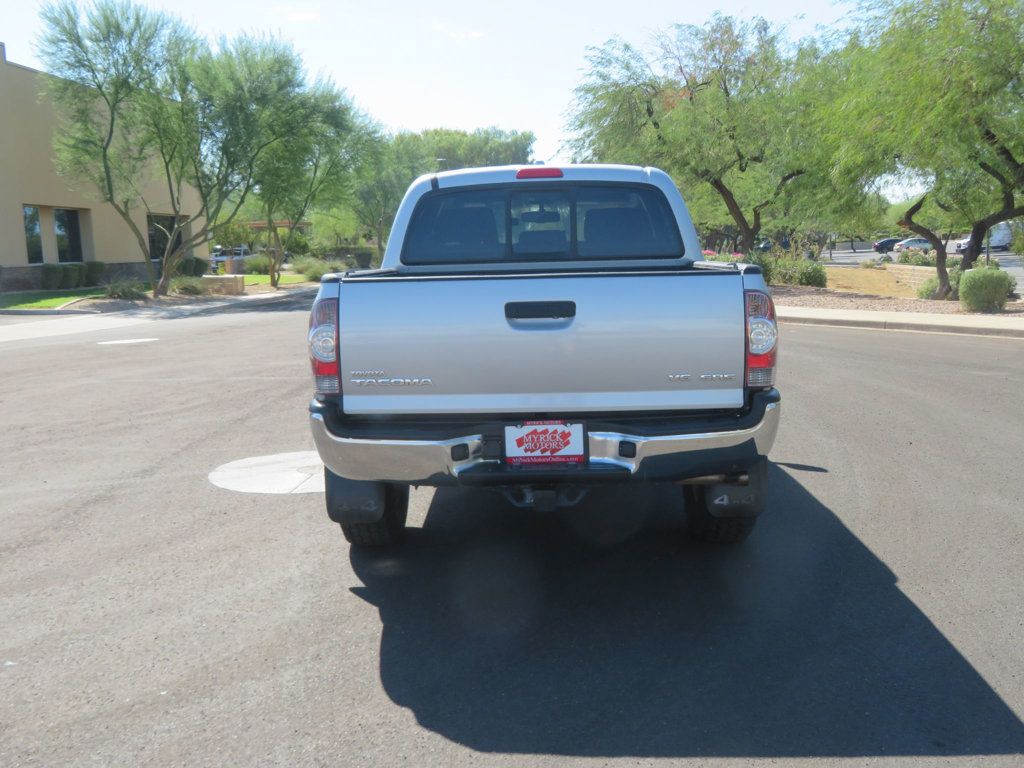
left=826, top=267, right=920, bottom=298
left=773, top=284, right=1024, bottom=315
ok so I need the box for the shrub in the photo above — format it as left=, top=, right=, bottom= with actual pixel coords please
left=769, top=258, right=824, bottom=287
left=83, top=261, right=106, bottom=286
left=950, top=259, right=1013, bottom=295
left=296, top=257, right=347, bottom=282
left=191, top=257, right=210, bottom=276
left=41, top=263, right=63, bottom=290
left=60, top=263, right=84, bottom=288
left=292, top=255, right=318, bottom=275
left=172, top=256, right=193, bottom=276
left=104, top=279, right=147, bottom=300
left=917, top=276, right=940, bottom=299
left=746, top=253, right=775, bottom=285
left=896, top=247, right=936, bottom=266
left=797, top=260, right=827, bottom=287
left=959, top=268, right=1014, bottom=312
left=860, top=259, right=877, bottom=269
left=771, top=258, right=797, bottom=285
left=347, top=246, right=375, bottom=268
left=170, top=276, right=208, bottom=296
left=245, top=254, right=273, bottom=274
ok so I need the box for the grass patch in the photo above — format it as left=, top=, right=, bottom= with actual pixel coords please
left=826, top=266, right=920, bottom=298
left=0, top=287, right=106, bottom=309
left=243, top=274, right=310, bottom=286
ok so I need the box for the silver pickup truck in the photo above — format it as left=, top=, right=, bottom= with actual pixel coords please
left=308, top=165, right=780, bottom=547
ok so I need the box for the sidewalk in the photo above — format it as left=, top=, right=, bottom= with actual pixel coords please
left=0, top=286, right=316, bottom=344
left=777, top=304, right=1024, bottom=338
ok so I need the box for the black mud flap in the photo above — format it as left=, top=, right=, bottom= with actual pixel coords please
left=704, top=458, right=768, bottom=518
left=324, top=468, right=386, bottom=525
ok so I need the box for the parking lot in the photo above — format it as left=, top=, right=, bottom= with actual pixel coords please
left=2, top=294, right=1023, bottom=767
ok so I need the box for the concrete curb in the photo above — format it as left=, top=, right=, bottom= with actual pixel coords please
left=778, top=312, right=1024, bottom=338
left=0, top=307, right=99, bottom=316
left=0, top=285, right=316, bottom=318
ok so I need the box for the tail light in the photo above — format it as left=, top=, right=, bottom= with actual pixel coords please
left=745, top=290, right=777, bottom=388
left=515, top=167, right=563, bottom=179
left=308, top=298, right=339, bottom=395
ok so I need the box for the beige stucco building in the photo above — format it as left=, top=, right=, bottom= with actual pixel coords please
left=0, top=42, right=206, bottom=291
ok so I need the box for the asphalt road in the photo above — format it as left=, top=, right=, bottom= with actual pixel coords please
left=2, top=294, right=1023, bottom=767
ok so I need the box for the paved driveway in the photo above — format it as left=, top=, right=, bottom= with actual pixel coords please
left=1, top=296, right=1022, bottom=766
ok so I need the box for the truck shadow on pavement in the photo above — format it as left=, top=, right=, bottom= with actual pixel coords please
left=348, top=466, right=1024, bottom=758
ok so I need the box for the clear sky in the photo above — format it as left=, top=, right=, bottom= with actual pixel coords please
left=1, top=0, right=853, bottom=162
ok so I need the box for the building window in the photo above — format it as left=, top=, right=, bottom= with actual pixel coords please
left=54, top=209, right=83, bottom=263
left=23, top=206, right=42, bottom=264
left=148, top=214, right=182, bottom=261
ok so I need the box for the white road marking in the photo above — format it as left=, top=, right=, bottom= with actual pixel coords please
left=208, top=451, right=325, bottom=495
left=97, top=338, right=159, bottom=345
left=0, top=314, right=154, bottom=343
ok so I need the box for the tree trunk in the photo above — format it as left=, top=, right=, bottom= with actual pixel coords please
left=268, top=219, right=284, bottom=289
left=155, top=267, right=173, bottom=297
left=961, top=221, right=988, bottom=271
left=142, top=251, right=158, bottom=297
left=154, top=247, right=179, bottom=297
left=708, top=178, right=757, bottom=253
left=375, top=222, right=385, bottom=265
left=898, top=194, right=950, bottom=298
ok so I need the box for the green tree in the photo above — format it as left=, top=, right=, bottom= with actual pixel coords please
left=571, top=16, right=815, bottom=253
left=213, top=219, right=256, bottom=253
left=825, top=0, right=1024, bottom=296
left=350, top=132, right=429, bottom=264
left=419, top=127, right=535, bottom=170
left=40, top=0, right=311, bottom=296
left=253, top=85, right=363, bottom=286
left=40, top=0, right=176, bottom=291
left=349, top=127, right=537, bottom=263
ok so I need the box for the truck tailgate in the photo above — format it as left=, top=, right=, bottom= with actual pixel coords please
left=338, top=271, right=746, bottom=414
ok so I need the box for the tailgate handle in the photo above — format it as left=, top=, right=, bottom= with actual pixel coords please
left=504, top=301, right=576, bottom=320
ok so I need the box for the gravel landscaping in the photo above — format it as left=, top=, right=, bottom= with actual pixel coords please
left=771, top=285, right=1024, bottom=315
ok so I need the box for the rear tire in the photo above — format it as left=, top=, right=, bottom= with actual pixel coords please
left=340, top=484, right=409, bottom=547
left=683, top=487, right=757, bottom=544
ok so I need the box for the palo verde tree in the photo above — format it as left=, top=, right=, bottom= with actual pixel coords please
left=350, top=131, right=430, bottom=265
left=40, top=0, right=311, bottom=296
left=419, top=127, right=535, bottom=170
left=349, top=127, right=534, bottom=263
left=827, top=0, right=1024, bottom=296
left=39, top=0, right=175, bottom=291
left=880, top=0, right=1024, bottom=272
left=252, top=85, right=363, bottom=287
left=571, top=15, right=813, bottom=253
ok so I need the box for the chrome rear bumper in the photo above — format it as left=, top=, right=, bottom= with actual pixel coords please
left=310, top=397, right=780, bottom=485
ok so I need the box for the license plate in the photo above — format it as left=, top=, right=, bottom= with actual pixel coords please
left=504, top=421, right=585, bottom=465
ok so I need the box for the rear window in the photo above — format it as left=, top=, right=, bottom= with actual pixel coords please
left=402, top=183, right=683, bottom=265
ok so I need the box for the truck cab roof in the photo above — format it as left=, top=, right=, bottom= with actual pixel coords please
left=382, top=164, right=702, bottom=273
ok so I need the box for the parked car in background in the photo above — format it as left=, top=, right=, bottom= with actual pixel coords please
left=893, top=237, right=932, bottom=252
left=873, top=237, right=901, bottom=253
left=756, top=236, right=791, bottom=252
left=955, top=222, right=1013, bottom=253
left=210, top=244, right=251, bottom=270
